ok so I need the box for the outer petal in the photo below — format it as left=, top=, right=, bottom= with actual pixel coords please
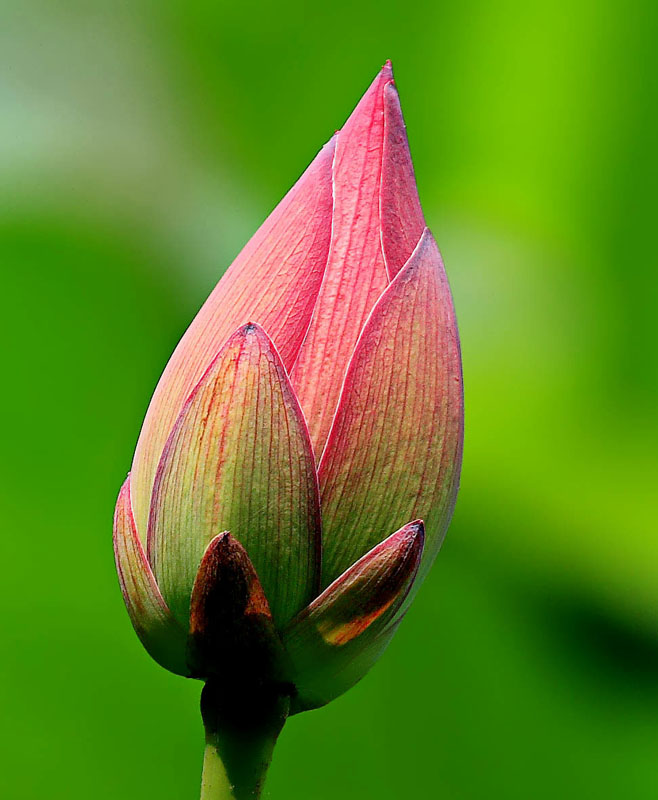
left=291, top=64, right=393, bottom=458
left=283, top=520, right=424, bottom=712
left=188, top=532, right=288, bottom=687
left=113, top=477, right=189, bottom=676
left=381, top=81, right=426, bottom=279
left=131, top=137, right=335, bottom=539
left=148, top=323, right=321, bottom=630
left=318, top=229, right=463, bottom=587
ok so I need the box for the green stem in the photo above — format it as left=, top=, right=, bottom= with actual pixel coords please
left=200, top=728, right=279, bottom=800
left=200, top=741, right=234, bottom=800
left=199, top=681, right=289, bottom=800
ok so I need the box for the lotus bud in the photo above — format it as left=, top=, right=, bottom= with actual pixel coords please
left=113, top=61, right=463, bottom=799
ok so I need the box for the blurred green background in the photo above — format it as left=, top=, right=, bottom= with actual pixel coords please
left=2, top=0, right=657, bottom=797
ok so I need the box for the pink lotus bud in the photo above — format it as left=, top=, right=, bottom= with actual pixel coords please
left=114, top=61, right=462, bottom=721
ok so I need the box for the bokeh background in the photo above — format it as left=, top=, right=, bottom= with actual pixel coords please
left=2, top=1, right=657, bottom=798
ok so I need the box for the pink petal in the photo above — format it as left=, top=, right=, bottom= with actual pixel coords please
left=113, top=477, right=189, bottom=676
left=318, top=229, right=463, bottom=588
left=291, top=64, right=394, bottom=458
left=131, top=138, right=335, bottom=539
left=381, top=81, right=426, bottom=279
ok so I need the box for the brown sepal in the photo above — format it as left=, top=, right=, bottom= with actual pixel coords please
left=187, top=532, right=291, bottom=696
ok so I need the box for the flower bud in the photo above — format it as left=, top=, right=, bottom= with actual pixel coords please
left=114, top=61, right=463, bottom=713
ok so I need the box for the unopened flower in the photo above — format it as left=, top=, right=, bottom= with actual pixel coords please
left=114, top=61, right=462, bottom=799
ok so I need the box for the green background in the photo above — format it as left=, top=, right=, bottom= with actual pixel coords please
left=2, top=1, right=657, bottom=797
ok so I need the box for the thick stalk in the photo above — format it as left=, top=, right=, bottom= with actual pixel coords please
left=200, top=681, right=289, bottom=800
left=201, top=741, right=234, bottom=800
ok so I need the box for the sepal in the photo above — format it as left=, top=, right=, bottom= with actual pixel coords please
left=283, top=520, right=424, bottom=712
left=188, top=532, right=289, bottom=689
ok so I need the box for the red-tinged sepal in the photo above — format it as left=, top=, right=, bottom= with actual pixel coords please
left=112, top=477, right=189, bottom=676
left=148, top=323, right=321, bottom=630
left=282, top=520, right=424, bottom=712
left=188, top=532, right=289, bottom=687
left=319, top=228, right=463, bottom=590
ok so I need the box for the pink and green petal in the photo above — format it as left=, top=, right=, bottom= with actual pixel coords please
left=291, top=64, right=393, bottom=458
left=148, top=323, right=321, bottom=630
left=131, top=137, right=335, bottom=539
left=112, top=477, right=189, bottom=676
left=283, top=521, right=424, bottom=712
left=188, top=532, right=287, bottom=685
left=318, top=229, right=463, bottom=588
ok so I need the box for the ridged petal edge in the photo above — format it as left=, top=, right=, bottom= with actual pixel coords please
left=113, top=477, right=189, bottom=676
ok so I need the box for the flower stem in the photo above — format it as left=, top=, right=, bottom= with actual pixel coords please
left=200, top=741, right=234, bottom=800
left=199, top=680, right=290, bottom=800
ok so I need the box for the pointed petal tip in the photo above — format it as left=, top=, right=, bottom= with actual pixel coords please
left=387, top=518, right=425, bottom=548
left=230, top=321, right=297, bottom=371
left=405, top=519, right=425, bottom=542
left=311, top=133, right=338, bottom=166
left=210, top=529, right=232, bottom=550
left=398, top=227, right=443, bottom=277
left=230, top=321, right=271, bottom=348
left=400, top=520, right=425, bottom=565
left=416, top=226, right=434, bottom=250
left=353, top=60, right=395, bottom=116
left=382, top=519, right=425, bottom=570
